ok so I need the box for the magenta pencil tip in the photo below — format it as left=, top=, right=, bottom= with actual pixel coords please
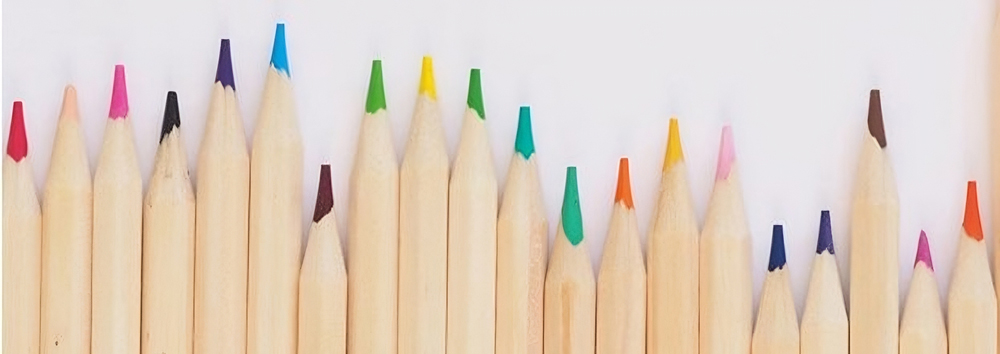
left=715, top=125, right=735, bottom=181
left=915, top=230, right=933, bottom=271
left=109, top=64, right=129, bottom=119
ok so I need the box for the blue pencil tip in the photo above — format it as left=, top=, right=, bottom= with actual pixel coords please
left=817, top=210, right=834, bottom=255
left=216, top=39, right=235, bottom=89
left=270, top=23, right=290, bottom=76
left=768, top=225, right=787, bottom=271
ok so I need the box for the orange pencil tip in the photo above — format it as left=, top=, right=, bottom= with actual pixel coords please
left=615, top=157, right=634, bottom=209
left=964, top=181, right=984, bottom=240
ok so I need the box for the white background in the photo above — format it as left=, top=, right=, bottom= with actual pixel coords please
left=3, top=0, right=996, bottom=316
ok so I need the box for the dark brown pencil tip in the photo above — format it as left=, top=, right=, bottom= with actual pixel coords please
left=312, top=164, right=334, bottom=223
left=867, top=89, right=886, bottom=148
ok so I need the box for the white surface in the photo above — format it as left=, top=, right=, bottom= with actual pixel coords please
left=3, top=0, right=996, bottom=316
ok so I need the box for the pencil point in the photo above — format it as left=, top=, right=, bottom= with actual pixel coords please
left=313, top=164, right=334, bottom=223
left=365, top=60, right=387, bottom=114
left=7, top=101, right=27, bottom=161
left=561, top=166, right=584, bottom=246
left=109, top=64, right=129, bottom=119
left=615, top=158, right=634, bottom=209
left=915, top=230, right=934, bottom=271
left=964, top=181, right=984, bottom=241
left=159, top=92, right=180, bottom=143
left=419, top=56, right=436, bottom=100
left=867, top=89, right=886, bottom=148
left=270, top=23, right=290, bottom=76
left=817, top=210, right=835, bottom=255
left=467, top=68, right=485, bottom=120
left=768, top=225, right=786, bottom=271
left=514, top=106, right=535, bottom=159
left=715, top=125, right=735, bottom=181
left=216, top=39, right=235, bottom=89
left=60, top=85, right=79, bottom=122
left=663, top=117, right=684, bottom=171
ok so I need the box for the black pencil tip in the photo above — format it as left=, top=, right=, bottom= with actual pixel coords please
left=867, top=89, right=886, bottom=148
left=160, top=91, right=180, bottom=143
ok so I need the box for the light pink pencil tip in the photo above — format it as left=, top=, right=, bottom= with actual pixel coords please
left=715, top=125, right=735, bottom=180
left=915, top=230, right=933, bottom=271
left=109, top=64, right=129, bottom=119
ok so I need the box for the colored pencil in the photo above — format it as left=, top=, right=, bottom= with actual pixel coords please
left=799, top=211, right=848, bottom=354
left=141, top=92, right=195, bottom=354
left=947, top=182, right=997, bottom=354
left=447, top=68, right=498, bottom=354
left=248, top=23, right=302, bottom=354
left=299, top=165, right=347, bottom=354
left=92, top=64, right=142, bottom=354
left=3, top=101, right=41, bottom=354
left=596, top=158, right=645, bottom=354
left=751, top=225, right=799, bottom=354
left=544, top=167, right=596, bottom=354
left=399, top=56, right=448, bottom=354
left=40, top=86, right=92, bottom=354
left=647, top=118, right=699, bottom=354
left=899, top=232, right=946, bottom=354
left=991, top=10, right=1000, bottom=341
left=348, top=59, right=399, bottom=354
left=496, top=106, right=547, bottom=354
left=849, top=89, right=899, bottom=354
left=699, top=125, right=752, bottom=354
left=194, top=39, right=249, bottom=354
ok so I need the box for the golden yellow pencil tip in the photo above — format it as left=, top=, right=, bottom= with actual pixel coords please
left=419, top=56, right=436, bottom=100
left=663, top=117, right=684, bottom=171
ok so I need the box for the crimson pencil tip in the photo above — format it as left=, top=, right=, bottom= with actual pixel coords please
left=6, top=101, right=27, bottom=161
left=867, top=89, right=886, bottom=148
left=312, top=164, right=334, bottom=223
left=915, top=231, right=934, bottom=271
left=715, top=125, right=735, bottom=181
left=109, top=65, right=129, bottom=119
left=963, top=181, right=984, bottom=241
left=614, top=157, right=633, bottom=209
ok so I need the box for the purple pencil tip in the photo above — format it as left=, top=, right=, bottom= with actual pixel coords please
left=914, top=230, right=933, bottom=271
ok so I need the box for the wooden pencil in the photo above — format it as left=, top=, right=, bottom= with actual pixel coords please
left=799, top=211, right=848, bottom=354
left=899, top=231, right=946, bottom=354
left=947, top=181, right=997, bottom=354
left=92, top=64, right=143, bottom=354
left=298, top=165, right=347, bottom=354
left=194, top=38, right=249, bottom=354
left=248, top=23, right=302, bottom=354
left=399, top=56, right=448, bottom=354
left=40, top=86, right=92, bottom=354
left=3, top=101, right=41, bottom=354
left=447, top=68, right=498, bottom=354
left=544, top=167, right=597, bottom=354
left=751, top=225, right=799, bottom=354
left=991, top=10, right=1000, bottom=344
left=849, top=89, right=899, bottom=354
left=596, top=157, right=645, bottom=354
left=496, top=106, right=547, bottom=354
left=348, top=59, right=399, bottom=354
left=141, top=92, right=195, bottom=354
left=647, top=118, right=699, bottom=354
left=699, top=125, right=752, bottom=354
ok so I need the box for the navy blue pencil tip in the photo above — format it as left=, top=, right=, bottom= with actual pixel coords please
left=816, top=210, right=835, bottom=255
left=768, top=224, right=787, bottom=271
left=216, top=39, right=235, bottom=89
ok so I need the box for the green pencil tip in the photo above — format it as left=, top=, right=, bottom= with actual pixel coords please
left=561, top=166, right=584, bottom=246
left=467, top=68, right=485, bottom=119
left=365, top=60, right=387, bottom=114
left=514, top=106, right=535, bottom=159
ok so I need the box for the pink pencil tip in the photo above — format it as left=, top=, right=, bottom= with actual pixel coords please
left=109, top=64, right=129, bottom=119
left=915, top=230, right=933, bottom=271
left=715, top=125, right=736, bottom=181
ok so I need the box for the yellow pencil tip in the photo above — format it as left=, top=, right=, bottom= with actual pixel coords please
left=664, top=117, right=684, bottom=171
left=419, top=56, right=437, bottom=100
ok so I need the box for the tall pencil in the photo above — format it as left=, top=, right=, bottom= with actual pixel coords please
left=348, top=59, right=399, bottom=354
left=447, top=68, right=498, bottom=354
left=399, top=56, right=448, bottom=354
left=496, top=106, right=547, bottom=354
left=751, top=225, right=799, bottom=354
left=141, top=92, right=195, bottom=354
left=248, top=23, right=302, bottom=354
left=991, top=8, right=1000, bottom=343
left=899, top=232, right=946, bottom=354
left=647, top=118, right=699, bottom=354
left=596, top=158, right=645, bottom=354
left=194, top=39, right=249, bottom=354
left=799, top=211, right=847, bottom=354
left=4, top=101, right=41, bottom=354
left=699, top=125, right=752, bottom=354
left=849, top=90, right=899, bottom=354
left=92, top=64, right=143, bottom=354
left=40, top=86, right=92, bottom=354
left=544, top=167, right=597, bottom=354
left=299, top=165, right=347, bottom=354
left=948, top=182, right=997, bottom=354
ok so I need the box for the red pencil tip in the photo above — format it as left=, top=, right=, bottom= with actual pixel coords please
left=614, top=157, right=633, bottom=209
left=109, top=64, right=129, bottom=119
left=6, top=101, right=27, bottom=161
left=963, top=181, right=984, bottom=241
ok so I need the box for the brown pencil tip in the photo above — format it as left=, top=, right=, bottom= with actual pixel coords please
left=867, top=89, right=886, bottom=148
left=312, top=164, right=334, bottom=223
left=614, top=157, right=633, bottom=209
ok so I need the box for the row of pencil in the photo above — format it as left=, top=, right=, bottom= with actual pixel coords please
left=3, top=22, right=995, bottom=354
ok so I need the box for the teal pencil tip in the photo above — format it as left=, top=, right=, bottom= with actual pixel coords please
left=467, top=68, right=485, bottom=119
left=365, top=60, right=387, bottom=114
left=270, top=23, right=290, bottom=76
left=514, top=106, right=535, bottom=159
left=561, top=166, right=584, bottom=246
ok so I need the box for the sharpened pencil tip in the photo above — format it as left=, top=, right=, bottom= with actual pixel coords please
left=159, top=92, right=180, bottom=143
left=768, top=225, right=786, bottom=271
left=109, top=65, right=129, bottom=119
left=467, top=68, right=485, bottom=120
left=561, top=166, right=584, bottom=246
left=915, top=230, right=934, bottom=271
left=817, top=210, right=835, bottom=255
left=867, top=89, right=886, bottom=148
left=715, top=125, right=735, bottom=181
left=514, top=106, right=535, bottom=159
left=313, top=164, right=334, bottom=223
left=365, top=60, right=387, bottom=114
left=964, top=181, right=984, bottom=241
left=216, top=39, right=235, bottom=89
left=7, top=101, right=27, bottom=161
left=663, top=117, right=684, bottom=171
left=419, top=56, right=436, bottom=100
left=270, top=23, right=290, bottom=76
left=60, top=85, right=79, bottom=122
left=615, top=158, right=633, bottom=209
